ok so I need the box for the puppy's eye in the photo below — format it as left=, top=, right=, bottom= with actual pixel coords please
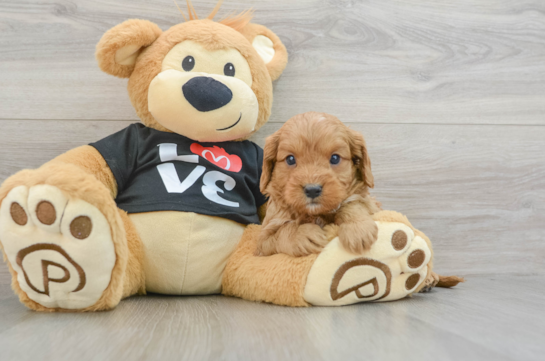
left=330, top=154, right=341, bottom=165
left=224, top=63, right=235, bottom=77
left=182, top=56, right=195, bottom=71
left=285, top=155, right=296, bottom=166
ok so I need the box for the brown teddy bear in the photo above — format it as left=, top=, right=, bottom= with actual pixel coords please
left=0, top=2, right=458, bottom=311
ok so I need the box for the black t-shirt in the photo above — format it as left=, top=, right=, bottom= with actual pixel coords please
left=90, top=123, right=266, bottom=225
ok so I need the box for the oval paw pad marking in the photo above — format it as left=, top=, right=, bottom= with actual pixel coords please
left=10, top=202, right=28, bottom=226
left=408, top=249, right=425, bottom=268
left=330, top=258, right=392, bottom=301
left=70, top=216, right=93, bottom=239
left=36, top=201, right=56, bottom=225
left=391, top=230, right=407, bottom=250
left=405, top=274, right=420, bottom=290
left=16, top=244, right=86, bottom=296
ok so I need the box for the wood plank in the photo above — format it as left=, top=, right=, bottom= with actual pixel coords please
left=0, top=264, right=10, bottom=285
left=0, top=120, right=543, bottom=276
left=0, top=275, right=543, bottom=361
left=0, top=0, right=544, bottom=124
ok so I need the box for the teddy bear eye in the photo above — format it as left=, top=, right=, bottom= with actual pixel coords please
left=182, top=56, right=195, bottom=71
left=224, top=63, right=235, bottom=77
left=330, top=154, right=341, bottom=165
left=285, top=155, right=296, bottom=166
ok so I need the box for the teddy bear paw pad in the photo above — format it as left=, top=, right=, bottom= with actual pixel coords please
left=303, top=221, right=430, bottom=306
left=0, top=185, right=116, bottom=309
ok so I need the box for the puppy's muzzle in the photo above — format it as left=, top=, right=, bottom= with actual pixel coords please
left=304, top=184, right=322, bottom=199
left=182, top=76, right=233, bottom=112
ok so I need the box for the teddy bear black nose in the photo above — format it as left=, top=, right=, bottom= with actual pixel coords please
left=182, top=76, right=233, bottom=112
left=304, top=184, right=322, bottom=199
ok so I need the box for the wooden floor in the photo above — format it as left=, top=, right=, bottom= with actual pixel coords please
left=0, top=274, right=544, bottom=361
left=0, top=0, right=544, bottom=360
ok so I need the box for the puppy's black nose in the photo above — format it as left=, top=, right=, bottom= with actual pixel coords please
left=304, top=184, right=322, bottom=199
left=182, top=76, right=233, bottom=112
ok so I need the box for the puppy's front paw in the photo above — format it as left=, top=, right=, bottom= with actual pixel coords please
left=338, top=221, right=378, bottom=254
left=323, top=224, right=340, bottom=242
left=290, top=223, right=328, bottom=257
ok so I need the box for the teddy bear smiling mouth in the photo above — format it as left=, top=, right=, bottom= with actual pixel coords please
left=216, top=112, right=242, bottom=131
left=0, top=0, right=463, bottom=313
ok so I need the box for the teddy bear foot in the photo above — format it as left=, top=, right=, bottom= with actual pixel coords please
left=303, top=220, right=431, bottom=306
left=0, top=185, right=117, bottom=310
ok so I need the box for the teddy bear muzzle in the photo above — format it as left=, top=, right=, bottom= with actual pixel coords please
left=148, top=70, right=259, bottom=142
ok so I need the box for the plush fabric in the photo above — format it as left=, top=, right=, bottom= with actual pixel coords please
left=303, top=216, right=431, bottom=305
left=0, top=4, right=292, bottom=311
left=96, top=19, right=162, bottom=78
left=222, top=225, right=317, bottom=307
left=129, top=211, right=245, bottom=294
left=118, top=209, right=146, bottom=298
left=147, top=69, right=259, bottom=141
left=370, top=210, right=434, bottom=292
left=0, top=2, right=455, bottom=312
left=222, top=211, right=441, bottom=307
left=125, top=19, right=283, bottom=137
left=0, top=154, right=127, bottom=311
left=238, top=23, right=288, bottom=81
left=1, top=185, right=117, bottom=309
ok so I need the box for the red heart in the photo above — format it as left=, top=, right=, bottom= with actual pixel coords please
left=190, top=143, right=242, bottom=172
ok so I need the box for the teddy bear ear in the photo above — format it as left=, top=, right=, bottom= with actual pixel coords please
left=239, top=23, right=288, bottom=81
left=96, top=19, right=162, bottom=78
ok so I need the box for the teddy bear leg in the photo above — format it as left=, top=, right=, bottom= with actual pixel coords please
left=0, top=165, right=142, bottom=311
left=222, top=224, right=316, bottom=306
left=223, top=211, right=437, bottom=307
left=367, top=211, right=464, bottom=293
left=117, top=209, right=146, bottom=299
left=222, top=211, right=462, bottom=306
left=303, top=210, right=434, bottom=305
left=371, top=210, right=436, bottom=293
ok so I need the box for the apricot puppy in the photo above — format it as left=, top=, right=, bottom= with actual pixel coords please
left=257, top=112, right=380, bottom=257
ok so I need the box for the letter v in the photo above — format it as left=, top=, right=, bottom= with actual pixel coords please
left=157, top=163, right=206, bottom=193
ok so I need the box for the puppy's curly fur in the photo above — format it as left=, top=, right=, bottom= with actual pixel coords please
left=257, top=112, right=381, bottom=257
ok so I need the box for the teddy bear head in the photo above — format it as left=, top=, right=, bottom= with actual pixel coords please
left=96, top=3, right=287, bottom=142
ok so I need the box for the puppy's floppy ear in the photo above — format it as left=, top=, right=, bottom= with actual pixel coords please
left=348, top=129, right=374, bottom=188
left=96, top=19, right=162, bottom=78
left=239, top=23, right=288, bottom=81
left=260, top=131, right=281, bottom=194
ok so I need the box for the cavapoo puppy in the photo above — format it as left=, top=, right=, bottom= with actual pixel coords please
left=257, top=112, right=380, bottom=257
